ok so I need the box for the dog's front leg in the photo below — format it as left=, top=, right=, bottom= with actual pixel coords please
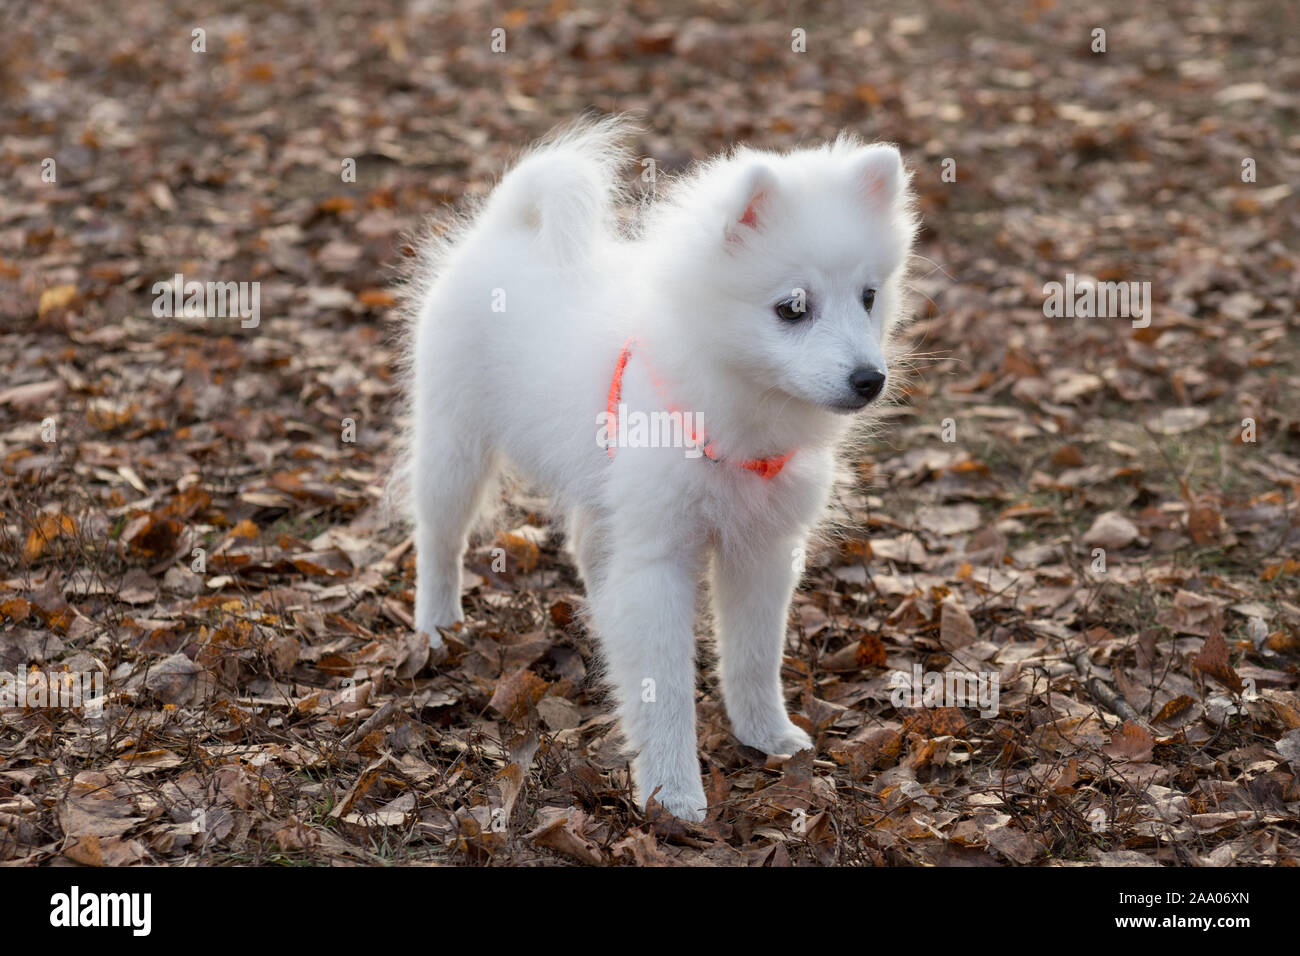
left=591, top=546, right=706, bottom=822
left=712, top=534, right=814, bottom=756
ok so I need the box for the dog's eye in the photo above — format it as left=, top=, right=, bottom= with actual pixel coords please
left=861, top=288, right=876, bottom=312
left=774, top=298, right=807, bottom=322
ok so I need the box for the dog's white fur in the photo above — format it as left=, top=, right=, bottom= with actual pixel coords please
left=404, top=117, right=917, bottom=821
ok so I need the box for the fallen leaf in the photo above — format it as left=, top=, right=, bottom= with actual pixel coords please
left=1083, top=511, right=1138, bottom=550
left=38, top=284, right=77, bottom=318
left=939, top=596, right=977, bottom=648
left=916, top=503, right=982, bottom=536
left=489, top=668, right=549, bottom=721
left=1193, top=630, right=1244, bottom=694
left=1103, top=721, right=1155, bottom=762
left=24, top=512, right=77, bottom=562
left=1147, top=407, right=1209, bottom=435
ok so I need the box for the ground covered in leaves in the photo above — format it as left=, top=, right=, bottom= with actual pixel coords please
left=2, top=0, right=1298, bottom=866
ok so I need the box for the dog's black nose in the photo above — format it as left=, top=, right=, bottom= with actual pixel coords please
left=849, top=367, right=886, bottom=403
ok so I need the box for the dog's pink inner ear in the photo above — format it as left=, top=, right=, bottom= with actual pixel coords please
left=855, top=146, right=903, bottom=207
left=739, top=192, right=764, bottom=228
left=727, top=165, right=777, bottom=241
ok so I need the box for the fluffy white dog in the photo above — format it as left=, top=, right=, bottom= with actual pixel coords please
left=404, top=117, right=916, bottom=821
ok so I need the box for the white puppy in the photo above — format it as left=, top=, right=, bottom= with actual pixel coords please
left=404, top=117, right=916, bottom=821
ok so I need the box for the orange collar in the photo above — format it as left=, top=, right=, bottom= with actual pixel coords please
left=605, top=339, right=794, bottom=480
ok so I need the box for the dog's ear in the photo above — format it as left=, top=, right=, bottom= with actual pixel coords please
left=724, top=163, right=777, bottom=246
left=852, top=144, right=904, bottom=208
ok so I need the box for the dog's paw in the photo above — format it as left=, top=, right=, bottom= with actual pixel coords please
left=735, top=720, right=813, bottom=757
left=416, top=629, right=447, bottom=652
left=428, top=636, right=449, bottom=667
left=644, top=784, right=708, bottom=824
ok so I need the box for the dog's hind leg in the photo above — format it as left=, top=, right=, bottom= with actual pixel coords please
left=566, top=507, right=610, bottom=596
left=412, top=425, right=495, bottom=645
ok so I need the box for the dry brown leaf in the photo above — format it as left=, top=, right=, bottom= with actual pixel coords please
left=495, top=528, right=542, bottom=573
left=489, top=668, right=549, bottom=721
left=1193, top=630, right=1244, bottom=693
left=939, top=596, right=977, bottom=648
left=526, top=808, right=605, bottom=865
left=24, top=512, right=77, bottom=562
left=38, top=284, right=77, bottom=318
left=1153, top=695, right=1196, bottom=723
left=1103, top=720, right=1155, bottom=762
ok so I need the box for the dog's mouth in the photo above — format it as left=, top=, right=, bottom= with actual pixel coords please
left=825, top=397, right=878, bottom=413
left=778, top=381, right=887, bottom=415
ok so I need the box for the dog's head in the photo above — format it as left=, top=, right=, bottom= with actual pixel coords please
left=665, top=137, right=917, bottom=415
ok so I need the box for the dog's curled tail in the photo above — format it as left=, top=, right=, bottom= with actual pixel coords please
left=485, top=114, right=633, bottom=267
